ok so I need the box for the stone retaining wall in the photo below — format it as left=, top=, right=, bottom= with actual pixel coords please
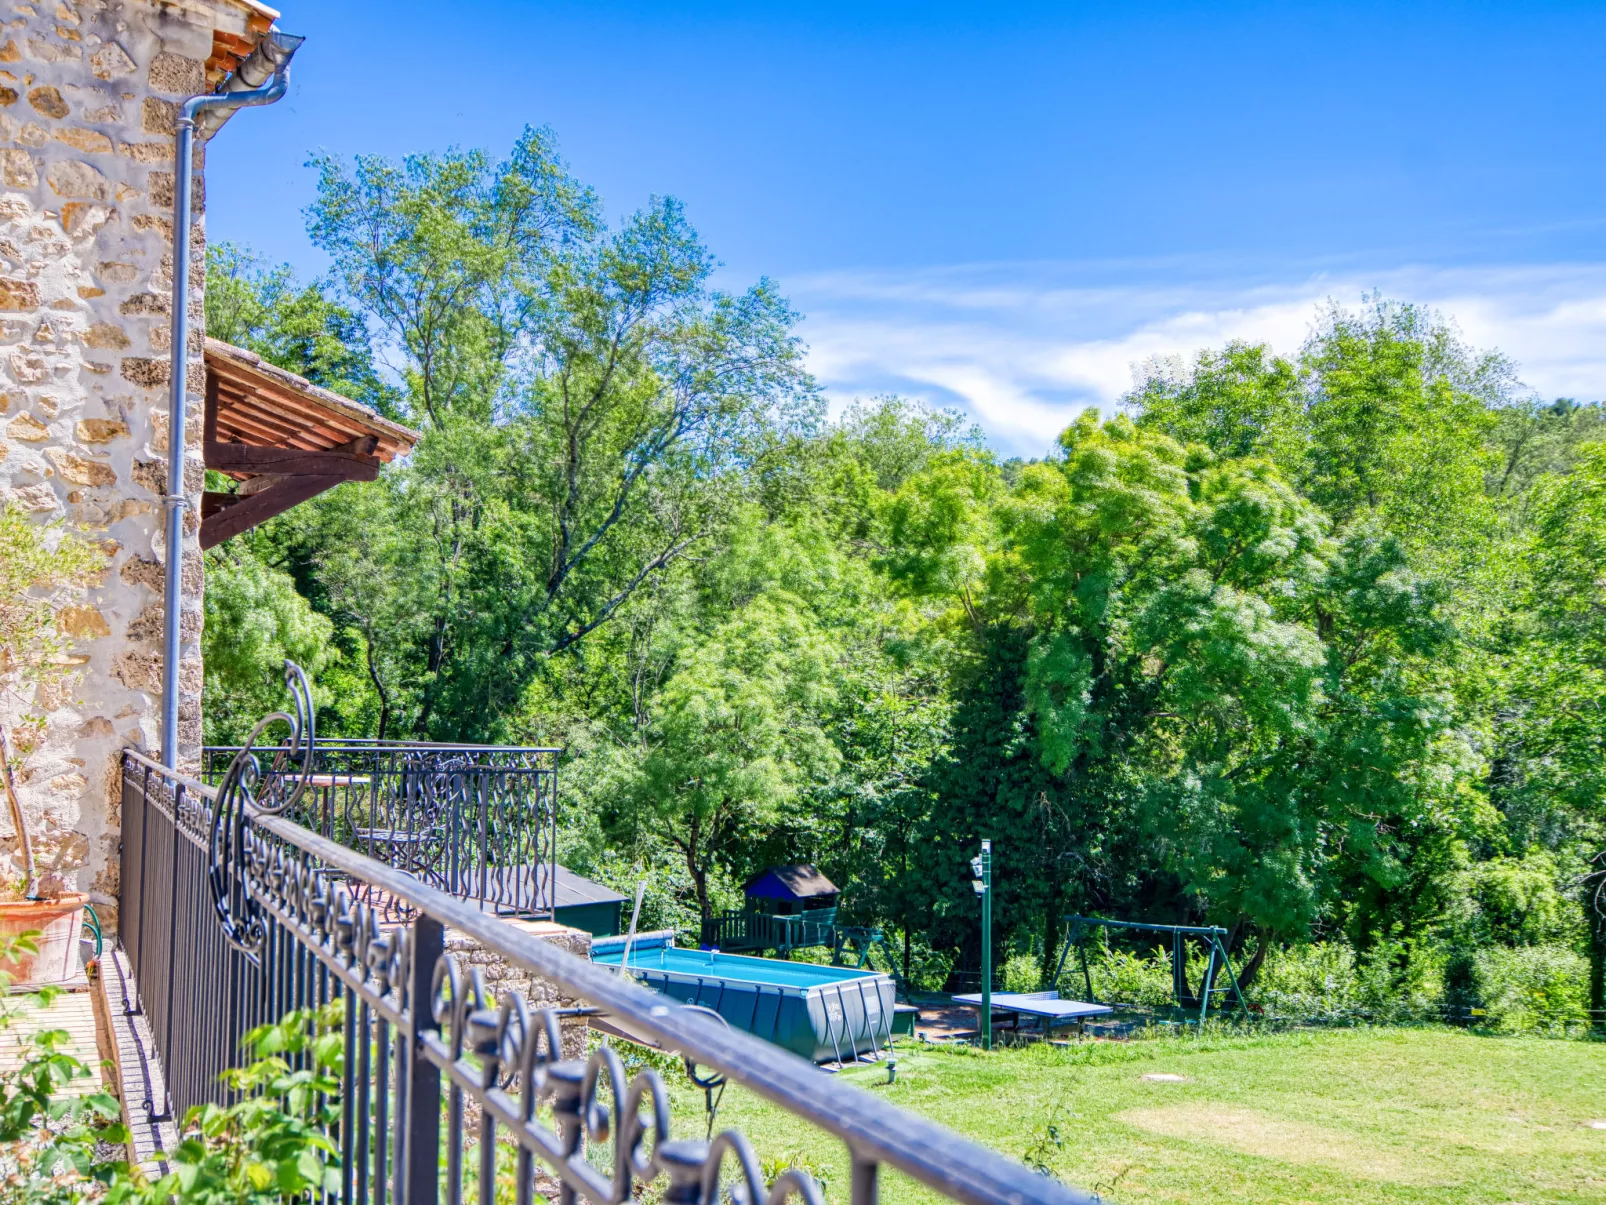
left=444, top=920, right=594, bottom=1061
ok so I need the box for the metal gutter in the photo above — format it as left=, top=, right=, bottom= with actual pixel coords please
left=160, top=31, right=304, bottom=768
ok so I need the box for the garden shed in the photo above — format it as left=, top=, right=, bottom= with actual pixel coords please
left=552, top=865, right=629, bottom=937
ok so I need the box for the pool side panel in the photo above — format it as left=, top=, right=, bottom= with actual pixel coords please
left=607, top=964, right=894, bottom=1062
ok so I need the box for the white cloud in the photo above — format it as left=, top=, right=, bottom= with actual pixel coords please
left=788, top=261, right=1606, bottom=456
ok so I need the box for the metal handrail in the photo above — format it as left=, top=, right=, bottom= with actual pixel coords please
left=119, top=748, right=1099, bottom=1205
left=205, top=739, right=563, bottom=752
left=200, top=738, right=559, bottom=918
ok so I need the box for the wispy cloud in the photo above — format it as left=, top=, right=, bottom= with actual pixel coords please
left=787, top=261, right=1606, bottom=456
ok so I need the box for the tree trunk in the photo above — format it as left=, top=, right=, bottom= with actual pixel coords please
left=1040, top=897, right=1060, bottom=990
left=1590, top=901, right=1605, bottom=1033
left=0, top=728, right=38, bottom=898
left=363, top=627, right=391, bottom=741
left=1235, top=938, right=1269, bottom=992
left=690, top=862, right=711, bottom=936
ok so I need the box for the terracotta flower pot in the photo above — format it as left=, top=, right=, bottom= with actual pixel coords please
left=0, top=894, right=89, bottom=987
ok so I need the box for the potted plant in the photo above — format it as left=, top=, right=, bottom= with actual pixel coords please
left=0, top=503, right=101, bottom=986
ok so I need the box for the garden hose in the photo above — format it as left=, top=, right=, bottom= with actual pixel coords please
left=81, top=902, right=103, bottom=961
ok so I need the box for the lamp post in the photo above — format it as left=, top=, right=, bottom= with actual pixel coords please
left=970, top=839, right=992, bottom=1049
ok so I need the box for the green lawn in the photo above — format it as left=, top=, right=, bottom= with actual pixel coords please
left=663, top=1028, right=1606, bottom=1205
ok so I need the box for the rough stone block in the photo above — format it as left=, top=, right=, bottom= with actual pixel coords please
left=75, top=416, right=127, bottom=440
left=146, top=170, right=202, bottom=212
left=9, top=348, right=50, bottom=383
left=7, top=412, right=48, bottom=441
left=28, top=34, right=83, bottom=62
left=45, top=159, right=110, bottom=200
left=118, top=292, right=166, bottom=316
left=58, top=605, right=109, bottom=639
left=26, top=86, right=68, bottom=119
left=81, top=324, right=128, bottom=351
left=147, top=52, right=205, bottom=97
left=119, top=356, right=165, bottom=388
left=59, top=202, right=113, bottom=240
left=6, top=482, right=59, bottom=512
left=126, top=601, right=199, bottom=643
left=0, top=278, right=39, bottom=311
left=55, top=127, right=112, bottom=153
left=140, top=97, right=176, bottom=135
left=89, top=42, right=135, bottom=81
left=1, top=149, right=38, bottom=189
left=45, top=447, right=116, bottom=486
left=118, top=141, right=171, bottom=163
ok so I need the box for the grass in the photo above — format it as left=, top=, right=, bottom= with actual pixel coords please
left=652, top=1027, right=1606, bottom=1205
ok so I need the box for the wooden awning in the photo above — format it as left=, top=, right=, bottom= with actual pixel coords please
left=201, top=339, right=419, bottom=550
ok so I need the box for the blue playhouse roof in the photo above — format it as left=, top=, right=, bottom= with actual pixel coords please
left=742, top=864, right=839, bottom=901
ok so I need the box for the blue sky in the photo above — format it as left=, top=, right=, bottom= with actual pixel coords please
left=208, top=1, right=1606, bottom=453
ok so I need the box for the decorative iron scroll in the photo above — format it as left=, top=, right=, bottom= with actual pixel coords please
left=232, top=821, right=827, bottom=1205
left=209, top=660, right=316, bottom=956
left=124, top=745, right=1102, bottom=1205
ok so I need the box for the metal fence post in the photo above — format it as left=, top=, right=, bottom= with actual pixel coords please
left=405, top=913, right=444, bottom=1205
left=852, top=1155, right=879, bottom=1205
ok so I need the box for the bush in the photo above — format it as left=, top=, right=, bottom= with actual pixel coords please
left=1002, top=952, right=1042, bottom=993
left=0, top=931, right=132, bottom=1203
left=1056, top=943, right=1176, bottom=1008
left=1471, top=944, right=1590, bottom=1033
left=1251, top=942, right=1361, bottom=1020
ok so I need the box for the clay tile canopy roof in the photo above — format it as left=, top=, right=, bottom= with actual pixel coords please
left=208, top=2, right=283, bottom=86
left=200, top=338, right=419, bottom=549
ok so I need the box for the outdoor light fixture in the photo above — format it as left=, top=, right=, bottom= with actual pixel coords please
left=974, top=839, right=992, bottom=1049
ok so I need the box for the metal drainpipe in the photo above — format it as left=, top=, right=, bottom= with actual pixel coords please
left=160, top=33, right=303, bottom=768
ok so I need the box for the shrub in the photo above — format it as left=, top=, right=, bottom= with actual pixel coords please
left=1471, top=944, right=1590, bottom=1033
left=1002, top=952, right=1042, bottom=993
left=0, top=964, right=346, bottom=1204
left=0, top=931, right=133, bottom=1202
left=1056, top=943, right=1176, bottom=1008
left=148, top=1001, right=345, bottom=1202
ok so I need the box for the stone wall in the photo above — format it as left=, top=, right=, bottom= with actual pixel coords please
left=0, top=0, right=267, bottom=929
left=444, top=921, right=594, bottom=1062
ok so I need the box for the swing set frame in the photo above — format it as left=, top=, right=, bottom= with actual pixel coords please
left=1054, top=915, right=1251, bottom=1025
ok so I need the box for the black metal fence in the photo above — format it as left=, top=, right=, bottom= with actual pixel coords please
left=120, top=748, right=1100, bottom=1205
left=203, top=739, right=558, bottom=919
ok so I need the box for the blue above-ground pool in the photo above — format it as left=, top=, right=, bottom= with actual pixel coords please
left=590, top=933, right=895, bottom=1063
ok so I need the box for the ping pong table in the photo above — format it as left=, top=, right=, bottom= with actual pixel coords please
left=952, top=990, right=1113, bottom=1039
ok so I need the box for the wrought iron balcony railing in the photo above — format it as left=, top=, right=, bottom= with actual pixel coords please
left=119, top=748, right=1101, bottom=1205
left=118, top=665, right=1101, bottom=1205
left=202, top=737, right=557, bottom=919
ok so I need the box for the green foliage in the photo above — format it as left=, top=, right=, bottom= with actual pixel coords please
left=202, top=547, right=334, bottom=744
left=1469, top=944, right=1591, bottom=1033
left=215, top=127, right=820, bottom=742
left=0, top=507, right=103, bottom=894
left=0, top=931, right=133, bottom=1203
left=147, top=1002, right=345, bottom=1203
left=0, top=1025, right=131, bottom=1203
left=204, top=244, right=398, bottom=418
left=1001, top=952, right=1042, bottom=993
left=205, top=113, right=1605, bottom=1021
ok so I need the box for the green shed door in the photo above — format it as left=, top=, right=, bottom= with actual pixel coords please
left=555, top=901, right=623, bottom=938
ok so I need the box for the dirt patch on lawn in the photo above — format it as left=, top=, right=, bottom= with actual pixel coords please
left=1116, top=1104, right=1433, bottom=1185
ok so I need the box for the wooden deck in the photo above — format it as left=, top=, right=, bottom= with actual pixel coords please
left=0, top=987, right=106, bottom=1092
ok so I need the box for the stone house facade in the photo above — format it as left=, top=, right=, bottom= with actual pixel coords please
left=0, top=0, right=281, bottom=929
